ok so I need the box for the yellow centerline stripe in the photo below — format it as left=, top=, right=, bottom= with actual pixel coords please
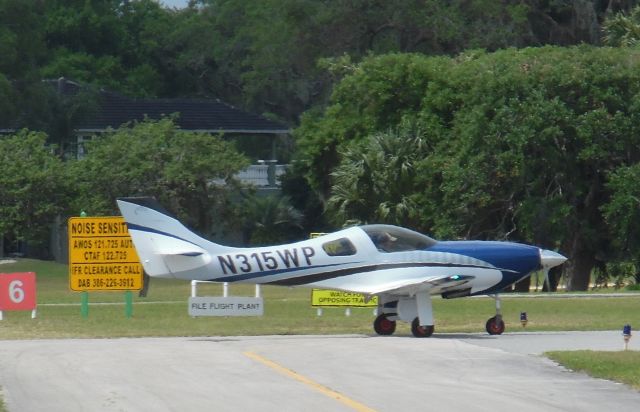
left=244, top=351, right=376, bottom=412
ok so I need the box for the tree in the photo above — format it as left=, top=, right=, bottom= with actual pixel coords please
left=603, top=4, right=640, bottom=46
left=41, top=0, right=168, bottom=97
left=179, top=0, right=626, bottom=123
left=296, top=53, right=446, bottom=198
left=0, top=0, right=47, bottom=79
left=239, top=194, right=303, bottom=245
left=6, top=0, right=636, bottom=128
left=71, top=118, right=249, bottom=236
left=326, top=124, right=428, bottom=229
left=0, top=130, right=71, bottom=257
left=419, top=47, right=640, bottom=290
left=295, top=46, right=640, bottom=290
left=0, top=0, right=52, bottom=131
left=602, top=163, right=640, bottom=284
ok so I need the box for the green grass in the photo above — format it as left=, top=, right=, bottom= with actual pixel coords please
left=1, top=258, right=639, bottom=339
left=546, top=350, right=640, bottom=390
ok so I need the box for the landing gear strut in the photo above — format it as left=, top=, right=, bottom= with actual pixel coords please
left=485, top=294, right=505, bottom=335
left=374, top=292, right=435, bottom=338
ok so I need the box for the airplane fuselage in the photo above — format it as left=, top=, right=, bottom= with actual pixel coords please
left=117, top=197, right=567, bottom=337
left=151, top=225, right=542, bottom=297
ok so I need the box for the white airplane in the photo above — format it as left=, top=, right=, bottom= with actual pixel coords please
left=117, top=197, right=567, bottom=338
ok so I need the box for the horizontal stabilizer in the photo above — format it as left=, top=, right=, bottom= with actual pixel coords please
left=152, top=241, right=206, bottom=258
left=117, top=197, right=233, bottom=278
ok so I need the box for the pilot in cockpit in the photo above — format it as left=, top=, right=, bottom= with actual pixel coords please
left=373, top=232, right=396, bottom=252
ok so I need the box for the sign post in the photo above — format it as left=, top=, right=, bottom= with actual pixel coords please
left=80, top=291, right=89, bottom=318
left=68, top=216, right=143, bottom=317
left=623, top=324, right=632, bottom=350
left=124, top=290, right=133, bottom=318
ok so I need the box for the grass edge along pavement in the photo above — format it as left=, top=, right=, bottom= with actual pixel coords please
left=546, top=350, right=640, bottom=390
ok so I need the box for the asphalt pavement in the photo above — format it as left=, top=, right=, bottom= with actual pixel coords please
left=0, top=331, right=638, bottom=411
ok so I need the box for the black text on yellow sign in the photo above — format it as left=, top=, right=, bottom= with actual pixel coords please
left=68, top=216, right=143, bottom=291
left=311, top=289, right=378, bottom=307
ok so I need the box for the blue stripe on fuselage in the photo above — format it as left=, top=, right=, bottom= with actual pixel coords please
left=427, top=241, right=541, bottom=293
left=215, top=262, right=357, bottom=282
left=127, top=223, right=203, bottom=248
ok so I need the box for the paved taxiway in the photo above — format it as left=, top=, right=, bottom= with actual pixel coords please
left=0, top=331, right=638, bottom=411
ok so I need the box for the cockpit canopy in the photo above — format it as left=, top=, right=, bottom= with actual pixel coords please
left=362, top=224, right=437, bottom=252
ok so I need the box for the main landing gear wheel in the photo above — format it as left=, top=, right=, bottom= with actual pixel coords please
left=486, top=316, right=505, bottom=335
left=411, top=317, right=434, bottom=338
left=373, top=314, right=396, bottom=335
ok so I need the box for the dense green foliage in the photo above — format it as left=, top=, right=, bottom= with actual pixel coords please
left=603, top=164, right=640, bottom=284
left=603, top=4, right=640, bottom=47
left=238, top=194, right=304, bottom=245
left=297, top=47, right=640, bottom=290
left=2, top=1, right=640, bottom=290
left=72, top=118, right=249, bottom=237
left=1, top=0, right=634, bottom=125
left=327, top=123, right=429, bottom=228
left=0, top=119, right=254, bottom=254
left=0, top=131, right=72, bottom=256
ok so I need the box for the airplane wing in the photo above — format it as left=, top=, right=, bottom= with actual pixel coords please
left=346, top=274, right=474, bottom=296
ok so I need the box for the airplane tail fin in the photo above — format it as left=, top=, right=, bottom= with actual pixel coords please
left=117, top=197, right=234, bottom=278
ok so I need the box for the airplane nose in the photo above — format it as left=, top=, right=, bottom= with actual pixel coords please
left=539, top=249, right=567, bottom=269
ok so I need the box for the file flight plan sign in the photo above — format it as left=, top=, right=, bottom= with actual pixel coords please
left=68, top=216, right=143, bottom=291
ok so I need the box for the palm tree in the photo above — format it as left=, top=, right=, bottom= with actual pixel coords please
left=240, top=194, right=304, bottom=245
left=603, top=6, right=640, bottom=47
left=327, top=124, right=429, bottom=228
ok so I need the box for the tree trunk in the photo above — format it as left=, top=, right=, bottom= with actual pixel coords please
left=565, top=234, right=596, bottom=291
left=513, top=276, right=531, bottom=292
left=542, top=266, right=562, bottom=292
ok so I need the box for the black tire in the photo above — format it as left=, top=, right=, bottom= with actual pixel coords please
left=411, top=317, right=434, bottom=338
left=373, top=314, right=396, bottom=335
left=485, top=316, right=505, bottom=335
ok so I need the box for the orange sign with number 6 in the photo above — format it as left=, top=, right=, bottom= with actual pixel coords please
left=0, top=272, right=36, bottom=311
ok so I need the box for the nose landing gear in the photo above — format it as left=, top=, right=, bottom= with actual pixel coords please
left=485, top=294, right=505, bottom=335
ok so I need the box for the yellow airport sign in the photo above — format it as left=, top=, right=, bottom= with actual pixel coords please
left=311, top=289, right=378, bottom=307
left=68, top=216, right=143, bottom=291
